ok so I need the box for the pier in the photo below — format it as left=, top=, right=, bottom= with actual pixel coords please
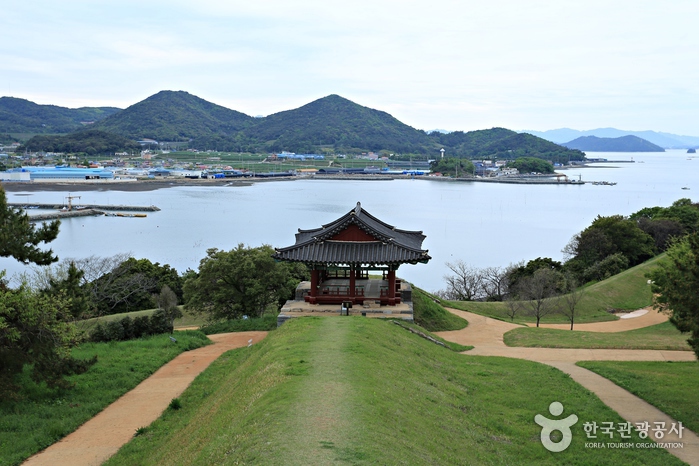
left=10, top=203, right=160, bottom=212
left=9, top=203, right=160, bottom=222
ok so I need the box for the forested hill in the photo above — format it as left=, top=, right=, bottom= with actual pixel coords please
left=430, top=128, right=585, bottom=162
left=239, top=94, right=435, bottom=153
left=562, top=135, right=665, bottom=152
left=87, top=90, right=255, bottom=142
left=2, top=91, right=583, bottom=159
left=0, top=97, right=120, bottom=134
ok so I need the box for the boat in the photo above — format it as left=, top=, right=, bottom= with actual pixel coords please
left=682, top=187, right=690, bottom=190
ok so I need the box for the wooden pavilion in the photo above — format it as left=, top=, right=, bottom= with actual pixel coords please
left=273, top=202, right=430, bottom=306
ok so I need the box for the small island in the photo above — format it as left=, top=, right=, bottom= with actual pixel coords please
left=562, top=135, right=664, bottom=152
left=688, top=148, right=696, bottom=154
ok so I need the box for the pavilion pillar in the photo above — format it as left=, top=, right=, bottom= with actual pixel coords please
left=388, top=268, right=396, bottom=305
left=310, top=269, right=319, bottom=297
left=349, top=264, right=356, bottom=302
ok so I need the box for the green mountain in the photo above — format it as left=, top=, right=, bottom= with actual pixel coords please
left=240, top=94, right=435, bottom=153
left=562, top=135, right=665, bottom=152
left=0, top=97, right=120, bottom=134
left=430, top=128, right=585, bottom=162
left=18, top=130, right=141, bottom=155
left=1, top=91, right=584, bottom=159
left=88, top=90, right=255, bottom=142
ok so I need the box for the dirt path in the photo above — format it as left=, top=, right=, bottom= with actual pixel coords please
left=23, top=331, right=268, bottom=466
left=436, top=308, right=699, bottom=465
left=530, top=307, right=670, bottom=332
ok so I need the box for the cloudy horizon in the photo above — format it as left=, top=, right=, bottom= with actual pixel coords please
left=3, top=1, right=697, bottom=135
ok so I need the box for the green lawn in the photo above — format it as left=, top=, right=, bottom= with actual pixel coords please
left=578, top=361, right=699, bottom=434
left=503, top=321, right=692, bottom=351
left=0, top=331, right=210, bottom=466
left=444, top=256, right=661, bottom=325
left=106, top=317, right=679, bottom=465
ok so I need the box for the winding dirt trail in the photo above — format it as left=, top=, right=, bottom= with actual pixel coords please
left=23, top=331, right=268, bottom=466
left=436, top=308, right=699, bottom=465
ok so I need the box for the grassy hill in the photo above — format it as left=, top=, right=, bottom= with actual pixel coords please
left=105, top=317, right=679, bottom=465
left=0, top=96, right=120, bottom=134
left=446, top=255, right=660, bottom=324
left=88, top=90, right=255, bottom=142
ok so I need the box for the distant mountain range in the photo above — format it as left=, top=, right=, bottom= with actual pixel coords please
left=3, top=91, right=583, bottom=160
left=521, top=128, right=699, bottom=149
left=562, top=135, right=665, bottom=152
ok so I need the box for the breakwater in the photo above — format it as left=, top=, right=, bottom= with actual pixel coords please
left=10, top=203, right=160, bottom=211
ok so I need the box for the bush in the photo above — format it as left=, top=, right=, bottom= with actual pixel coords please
left=583, top=253, right=630, bottom=283
left=90, top=311, right=174, bottom=342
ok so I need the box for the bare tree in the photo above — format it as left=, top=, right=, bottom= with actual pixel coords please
left=518, top=268, right=561, bottom=327
left=504, top=295, right=523, bottom=322
left=443, top=260, right=484, bottom=301
left=560, top=275, right=586, bottom=330
left=480, top=266, right=509, bottom=301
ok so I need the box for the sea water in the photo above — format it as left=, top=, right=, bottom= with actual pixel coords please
left=2, top=150, right=697, bottom=292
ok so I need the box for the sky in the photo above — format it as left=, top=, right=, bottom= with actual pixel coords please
left=2, top=0, right=698, bottom=135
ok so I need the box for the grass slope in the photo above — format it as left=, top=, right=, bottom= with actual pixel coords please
left=0, top=332, right=210, bottom=466
left=578, top=361, right=699, bottom=433
left=412, top=287, right=468, bottom=332
left=445, top=256, right=659, bottom=324
left=75, top=307, right=207, bottom=333
left=504, top=321, right=692, bottom=351
left=107, top=318, right=679, bottom=465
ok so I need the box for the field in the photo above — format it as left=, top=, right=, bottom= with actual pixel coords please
left=105, top=317, right=679, bottom=465
left=444, top=255, right=660, bottom=324
left=578, top=361, right=699, bottom=434
left=0, top=332, right=210, bottom=466
left=503, top=321, right=692, bottom=351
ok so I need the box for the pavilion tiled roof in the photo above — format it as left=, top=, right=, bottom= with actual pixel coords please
left=273, top=202, right=431, bottom=266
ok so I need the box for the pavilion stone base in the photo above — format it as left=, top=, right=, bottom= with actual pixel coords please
left=279, top=280, right=414, bottom=327
left=294, top=280, right=413, bottom=305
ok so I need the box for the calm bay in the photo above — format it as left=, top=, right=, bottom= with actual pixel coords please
left=2, top=150, right=697, bottom=292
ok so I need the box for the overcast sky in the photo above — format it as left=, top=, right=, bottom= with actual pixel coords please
left=2, top=1, right=698, bottom=135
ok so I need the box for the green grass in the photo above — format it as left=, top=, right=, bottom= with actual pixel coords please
left=503, top=321, right=692, bottom=350
left=106, top=317, right=679, bottom=465
left=391, top=320, right=473, bottom=352
left=200, top=314, right=278, bottom=334
left=444, top=256, right=661, bottom=325
left=412, top=287, right=468, bottom=331
left=0, top=331, right=210, bottom=466
left=577, top=361, right=699, bottom=433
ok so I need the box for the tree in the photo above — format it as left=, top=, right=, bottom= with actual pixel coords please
left=563, top=215, right=655, bottom=281
left=45, top=261, right=92, bottom=319
left=480, top=266, right=509, bottom=301
left=183, top=244, right=308, bottom=320
left=517, top=268, right=561, bottom=327
left=559, top=275, right=586, bottom=330
left=429, top=157, right=475, bottom=177
left=508, top=157, right=554, bottom=174
left=647, top=234, right=699, bottom=358
left=504, top=295, right=523, bottom=322
left=442, top=260, right=484, bottom=301
left=0, top=186, right=60, bottom=265
left=155, top=285, right=181, bottom=330
left=0, top=187, right=94, bottom=398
